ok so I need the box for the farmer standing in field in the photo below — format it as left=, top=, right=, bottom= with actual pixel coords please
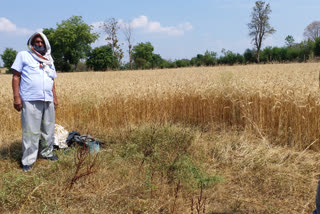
left=11, top=32, right=58, bottom=172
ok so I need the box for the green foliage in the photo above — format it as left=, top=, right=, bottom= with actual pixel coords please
left=286, top=47, right=299, bottom=61
left=244, top=49, right=256, bottom=63
left=86, top=45, right=117, bottom=71
left=43, top=16, right=98, bottom=72
left=271, top=47, right=281, bottom=62
left=261, top=46, right=272, bottom=62
left=168, top=155, right=223, bottom=189
left=164, top=60, right=177, bottom=68
left=119, top=124, right=221, bottom=190
left=175, top=59, right=190, bottom=67
left=134, top=58, right=147, bottom=69
left=297, top=40, right=312, bottom=62
left=285, top=35, right=295, bottom=47
left=0, top=172, right=38, bottom=209
left=189, top=51, right=216, bottom=67
left=218, top=49, right=243, bottom=65
left=1, top=48, right=17, bottom=73
left=203, top=50, right=217, bottom=66
left=132, top=42, right=154, bottom=69
left=314, top=37, right=320, bottom=57
left=151, top=53, right=165, bottom=69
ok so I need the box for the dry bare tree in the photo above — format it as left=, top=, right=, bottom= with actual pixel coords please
left=122, top=22, right=133, bottom=70
left=303, top=21, right=320, bottom=41
left=101, top=18, right=123, bottom=69
left=248, top=1, right=276, bottom=63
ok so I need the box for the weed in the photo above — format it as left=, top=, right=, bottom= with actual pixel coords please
left=67, top=142, right=99, bottom=190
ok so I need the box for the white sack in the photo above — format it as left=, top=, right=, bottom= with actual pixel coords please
left=54, top=124, right=69, bottom=149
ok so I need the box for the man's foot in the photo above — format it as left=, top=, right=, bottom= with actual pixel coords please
left=22, top=165, right=33, bottom=172
left=42, top=154, right=58, bottom=161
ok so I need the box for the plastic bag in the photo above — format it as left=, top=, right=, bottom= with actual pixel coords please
left=54, top=124, right=69, bottom=149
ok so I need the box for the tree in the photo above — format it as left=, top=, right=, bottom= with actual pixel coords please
left=271, top=47, right=281, bottom=62
left=122, top=22, right=134, bottom=70
left=303, top=21, right=320, bottom=41
left=151, top=54, right=164, bottom=69
left=218, top=50, right=238, bottom=65
left=298, top=40, right=313, bottom=62
left=196, top=54, right=204, bottom=66
left=314, top=37, right=320, bottom=57
left=102, top=18, right=124, bottom=69
left=86, top=45, right=117, bottom=71
left=203, top=50, right=217, bottom=66
left=285, top=35, right=295, bottom=47
left=1, top=48, right=17, bottom=73
left=244, top=49, right=256, bottom=63
left=248, top=1, right=276, bottom=63
left=175, top=59, right=189, bottom=68
left=43, top=16, right=98, bottom=72
left=132, top=42, right=154, bottom=69
left=262, top=46, right=272, bottom=62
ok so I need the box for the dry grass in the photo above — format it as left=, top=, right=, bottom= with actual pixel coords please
left=0, top=68, right=6, bottom=74
left=1, top=63, right=320, bottom=213
left=0, top=126, right=319, bottom=213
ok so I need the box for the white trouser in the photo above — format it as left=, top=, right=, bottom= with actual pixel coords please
left=21, top=101, right=55, bottom=166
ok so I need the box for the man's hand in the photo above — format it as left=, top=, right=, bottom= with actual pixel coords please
left=14, top=96, right=22, bottom=112
left=54, top=97, right=58, bottom=110
left=12, top=70, right=22, bottom=112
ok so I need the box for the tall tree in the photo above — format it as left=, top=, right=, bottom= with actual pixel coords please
left=102, top=18, right=124, bottom=69
left=285, top=35, right=295, bottom=47
left=86, top=46, right=117, bottom=71
left=248, top=1, right=276, bottom=63
left=1, top=48, right=17, bottom=73
left=132, top=42, right=154, bottom=69
left=43, top=16, right=98, bottom=72
left=122, top=22, right=133, bottom=70
left=304, top=21, right=320, bottom=41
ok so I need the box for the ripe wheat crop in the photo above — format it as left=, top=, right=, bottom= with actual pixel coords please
left=1, top=63, right=320, bottom=150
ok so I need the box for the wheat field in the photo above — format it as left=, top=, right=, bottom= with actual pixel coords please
left=1, top=63, right=320, bottom=149
left=1, top=64, right=320, bottom=213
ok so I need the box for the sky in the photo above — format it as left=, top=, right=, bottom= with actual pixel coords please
left=0, top=0, right=320, bottom=65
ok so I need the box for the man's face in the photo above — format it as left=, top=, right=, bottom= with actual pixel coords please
left=33, top=36, right=44, bottom=47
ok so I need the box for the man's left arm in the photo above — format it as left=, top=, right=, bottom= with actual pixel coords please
left=52, top=82, right=58, bottom=109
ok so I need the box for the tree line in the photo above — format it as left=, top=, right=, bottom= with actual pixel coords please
left=2, top=1, right=320, bottom=73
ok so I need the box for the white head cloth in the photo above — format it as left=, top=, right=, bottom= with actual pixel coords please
left=27, top=31, right=54, bottom=67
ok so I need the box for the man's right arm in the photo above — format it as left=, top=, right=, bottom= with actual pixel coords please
left=12, top=70, right=22, bottom=112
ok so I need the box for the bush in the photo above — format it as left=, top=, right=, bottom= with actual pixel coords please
left=314, top=37, right=320, bottom=57
left=118, top=124, right=221, bottom=190
left=86, top=46, right=117, bottom=71
left=244, top=49, right=256, bottom=63
left=1, top=48, right=17, bottom=71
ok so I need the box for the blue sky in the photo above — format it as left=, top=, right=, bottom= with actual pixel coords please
left=0, top=0, right=320, bottom=65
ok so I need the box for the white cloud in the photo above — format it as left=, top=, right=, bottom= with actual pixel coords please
left=131, top=16, right=148, bottom=28
left=120, top=15, right=193, bottom=36
left=0, top=17, right=32, bottom=34
left=92, top=16, right=192, bottom=36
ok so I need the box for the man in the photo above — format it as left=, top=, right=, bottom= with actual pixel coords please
left=12, top=32, right=58, bottom=172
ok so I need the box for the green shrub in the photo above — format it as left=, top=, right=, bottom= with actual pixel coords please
left=118, top=124, right=222, bottom=190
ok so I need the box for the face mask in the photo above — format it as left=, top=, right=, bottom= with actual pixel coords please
left=33, top=45, right=46, bottom=55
